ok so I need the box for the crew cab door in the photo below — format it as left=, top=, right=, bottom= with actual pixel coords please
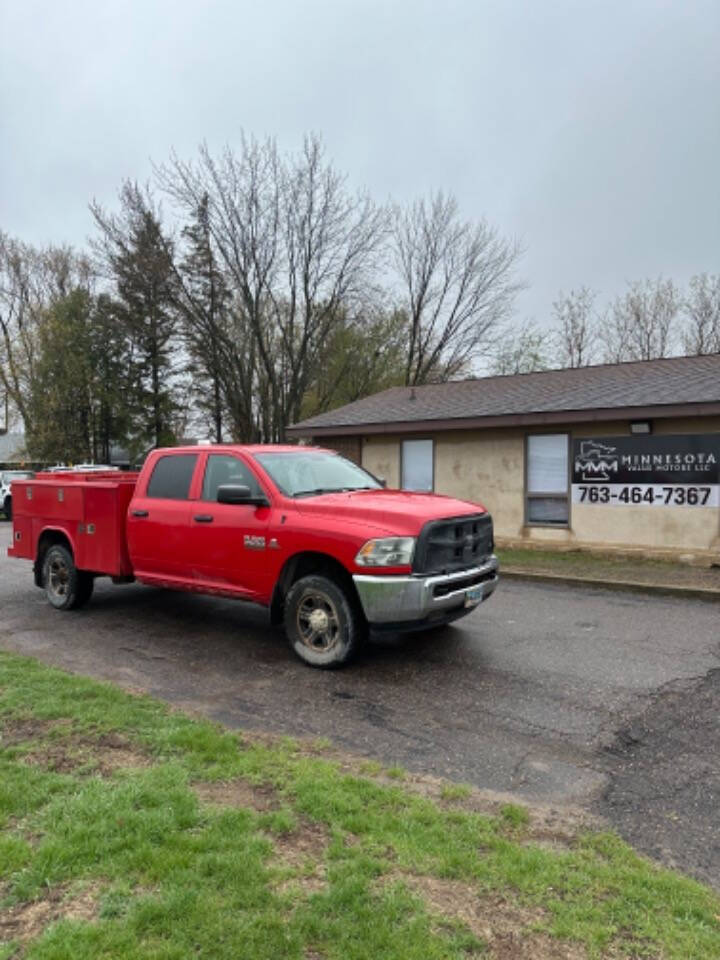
left=126, top=453, right=198, bottom=581
left=190, top=452, right=277, bottom=601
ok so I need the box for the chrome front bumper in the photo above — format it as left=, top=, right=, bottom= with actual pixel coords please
left=353, top=555, right=499, bottom=625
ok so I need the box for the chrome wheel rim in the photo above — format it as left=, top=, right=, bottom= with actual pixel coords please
left=48, top=556, right=70, bottom=598
left=296, top=590, right=340, bottom=652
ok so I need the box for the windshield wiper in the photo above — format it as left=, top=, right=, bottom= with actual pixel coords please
left=293, top=487, right=342, bottom=498
left=292, top=485, right=377, bottom=498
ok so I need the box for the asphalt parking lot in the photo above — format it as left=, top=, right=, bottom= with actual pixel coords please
left=1, top=524, right=718, bottom=888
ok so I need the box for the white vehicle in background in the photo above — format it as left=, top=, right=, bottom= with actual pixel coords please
left=0, top=470, right=35, bottom=520
left=45, top=464, right=120, bottom=473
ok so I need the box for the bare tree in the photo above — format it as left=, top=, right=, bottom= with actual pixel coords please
left=157, top=137, right=282, bottom=440
left=681, top=273, right=720, bottom=355
left=0, top=232, right=40, bottom=433
left=277, top=135, right=388, bottom=426
left=601, top=278, right=679, bottom=362
left=489, top=320, right=550, bottom=375
left=392, top=192, right=523, bottom=385
left=156, top=134, right=387, bottom=440
left=0, top=232, right=94, bottom=439
left=598, top=301, right=630, bottom=364
left=552, top=286, right=597, bottom=367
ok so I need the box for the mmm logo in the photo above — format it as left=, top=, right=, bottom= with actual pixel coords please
left=575, top=441, right=619, bottom=482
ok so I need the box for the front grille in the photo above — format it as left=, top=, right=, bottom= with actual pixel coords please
left=413, top=513, right=494, bottom=575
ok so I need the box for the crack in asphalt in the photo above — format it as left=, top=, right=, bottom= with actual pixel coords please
left=595, top=665, right=720, bottom=889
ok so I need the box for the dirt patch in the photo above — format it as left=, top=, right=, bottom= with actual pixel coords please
left=0, top=715, right=69, bottom=748
left=277, top=868, right=327, bottom=896
left=21, top=732, right=150, bottom=777
left=0, top=883, right=99, bottom=945
left=273, top=819, right=329, bottom=868
left=22, top=744, right=81, bottom=775
left=380, top=874, right=588, bottom=959
left=407, top=775, right=597, bottom=846
left=511, top=806, right=594, bottom=853
left=192, top=779, right=280, bottom=812
left=191, top=777, right=329, bottom=893
left=397, top=875, right=545, bottom=941
left=94, top=733, right=152, bottom=775
left=491, top=931, right=588, bottom=959
left=1, top=715, right=149, bottom=774
left=272, top=819, right=330, bottom=894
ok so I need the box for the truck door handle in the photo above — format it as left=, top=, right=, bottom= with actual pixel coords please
left=131, top=509, right=149, bottom=518
left=193, top=514, right=214, bottom=523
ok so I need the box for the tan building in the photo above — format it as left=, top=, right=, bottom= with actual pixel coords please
left=287, top=355, right=720, bottom=562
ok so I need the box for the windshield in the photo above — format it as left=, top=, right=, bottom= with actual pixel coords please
left=253, top=451, right=382, bottom=498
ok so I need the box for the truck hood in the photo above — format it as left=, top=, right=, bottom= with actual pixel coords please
left=292, top=489, right=487, bottom=536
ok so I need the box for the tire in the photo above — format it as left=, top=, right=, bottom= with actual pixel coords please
left=284, top=574, right=364, bottom=668
left=2, top=496, right=10, bottom=521
left=42, top=544, right=94, bottom=611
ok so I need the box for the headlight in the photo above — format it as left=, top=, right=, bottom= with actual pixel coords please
left=355, top=537, right=415, bottom=567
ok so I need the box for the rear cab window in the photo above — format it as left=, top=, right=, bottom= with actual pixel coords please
left=146, top=454, right=198, bottom=499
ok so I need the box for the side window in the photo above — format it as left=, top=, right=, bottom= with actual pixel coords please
left=146, top=454, right=198, bottom=500
left=401, top=439, right=434, bottom=492
left=202, top=454, right=262, bottom=501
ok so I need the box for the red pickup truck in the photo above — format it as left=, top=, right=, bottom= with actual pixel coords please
left=8, top=445, right=498, bottom=667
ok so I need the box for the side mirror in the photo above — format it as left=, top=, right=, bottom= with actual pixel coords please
left=378, top=477, right=387, bottom=488
left=217, top=484, right=268, bottom=506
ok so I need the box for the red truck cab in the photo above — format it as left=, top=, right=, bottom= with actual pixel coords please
left=8, top=445, right=498, bottom=667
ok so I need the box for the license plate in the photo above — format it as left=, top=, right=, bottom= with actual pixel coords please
left=465, top=585, right=483, bottom=607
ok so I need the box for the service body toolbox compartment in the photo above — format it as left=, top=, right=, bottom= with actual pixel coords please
left=8, top=472, right=139, bottom=577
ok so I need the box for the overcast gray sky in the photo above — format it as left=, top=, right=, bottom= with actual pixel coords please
left=1, top=0, right=718, bottom=325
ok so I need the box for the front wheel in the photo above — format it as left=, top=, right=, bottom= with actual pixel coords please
left=43, top=544, right=94, bottom=611
left=284, top=574, right=364, bottom=668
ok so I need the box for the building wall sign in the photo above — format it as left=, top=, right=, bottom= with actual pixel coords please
left=571, top=435, right=720, bottom=507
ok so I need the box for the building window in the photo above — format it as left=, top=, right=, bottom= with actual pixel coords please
left=526, top=434, right=569, bottom=525
left=402, top=439, right=433, bottom=492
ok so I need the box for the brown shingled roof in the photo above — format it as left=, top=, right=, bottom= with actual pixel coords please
left=287, top=354, right=720, bottom=436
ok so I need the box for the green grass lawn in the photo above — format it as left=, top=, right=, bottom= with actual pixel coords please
left=1, top=651, right=719, bottom=959
left=497, top=546, right=720, bottom=590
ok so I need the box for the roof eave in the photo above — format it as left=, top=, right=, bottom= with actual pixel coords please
left=286, top=401, right=720, bottom=437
